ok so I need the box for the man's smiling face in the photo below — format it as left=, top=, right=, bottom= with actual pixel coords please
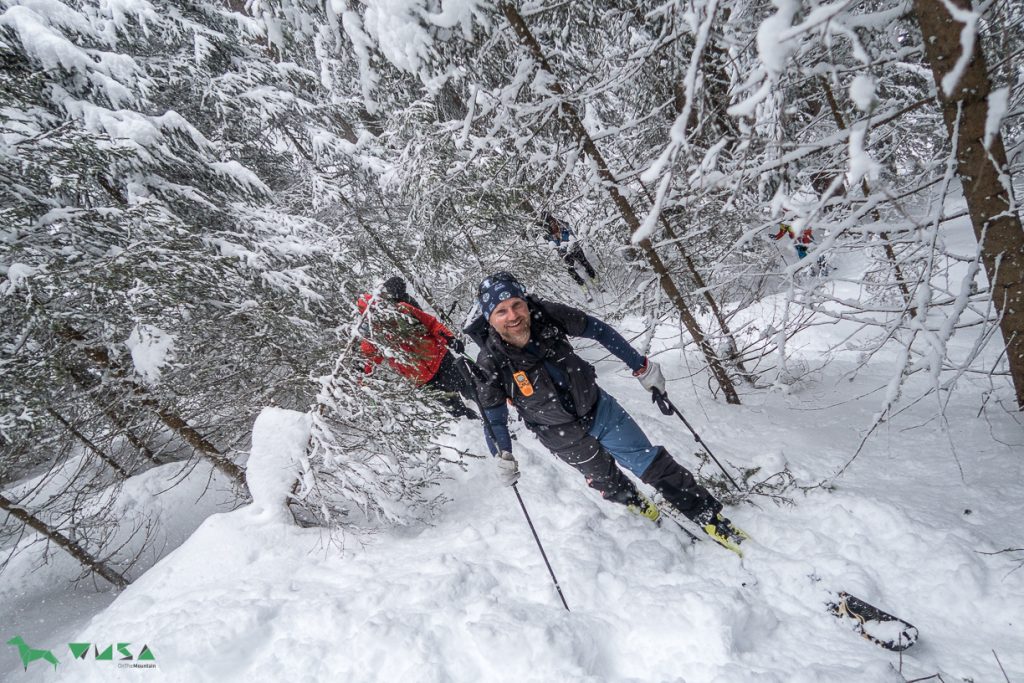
left=489, top=297, right=531, bottom=348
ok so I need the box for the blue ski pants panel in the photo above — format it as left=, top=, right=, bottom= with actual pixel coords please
left=587, top=389, right=661, bottom=477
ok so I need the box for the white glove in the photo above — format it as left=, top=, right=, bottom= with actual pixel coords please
left=634, top=357, right=666, bottom=394
left=495, top=450, right=520, bottom=487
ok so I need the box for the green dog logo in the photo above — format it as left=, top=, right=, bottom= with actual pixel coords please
left=6, top=636, right=59, bottom=671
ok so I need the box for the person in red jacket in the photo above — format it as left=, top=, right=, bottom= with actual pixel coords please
left=771, top=223, right=813, bottom=259
left=357, top=277, right=477, bottom=419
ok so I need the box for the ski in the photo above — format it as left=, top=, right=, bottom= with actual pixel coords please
left=654, top=499, right=745, bottom=555
left=651, top=501, right=749, bottom=557
left=651, top=496, right=703, bottom=545
left=829, top=592, right=919, bottom=652
left=660, top=508, right=702, bottom=544
left=656, top=501, right=919, bottom=651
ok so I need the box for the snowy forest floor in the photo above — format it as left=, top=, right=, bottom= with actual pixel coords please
left=3, top=288, right=1023, bottom=681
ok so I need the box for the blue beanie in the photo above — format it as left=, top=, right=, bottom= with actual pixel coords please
left=478, top=273, right=527, bottom=320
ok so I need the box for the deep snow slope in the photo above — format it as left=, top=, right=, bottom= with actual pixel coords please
left=6, top=318, right=1021, bottom=683
left=0, top=459, right=240, bottom=682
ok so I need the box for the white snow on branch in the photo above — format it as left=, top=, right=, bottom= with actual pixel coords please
left=640, top=0, right=720, bottom=184
left=727, top=77, right=772, bottom=118
left=757, top=0, right=800, bottom=76
left=337, top=0, right=486, bottom=94
left=58, top=96, right=218, bottom=162
left=729, top=0, right=884, bottom=118
left=849, top=75, right=875, bottom=112
left=262, top=267, right=325, bottom=302
left=4, top=0, right=99, bottom=41
left=984, top=87, right=1009, bottom=151
left=0, top=2, right=141, bottom=107
left=337, top=2, right=380, bottom=113
left=97, top=0, right=160, bottom=35
left=632, top=172, right=671, bottom=244
left=846, top=126, right=879, bottom=186
left=210, top=161, right=271, bottom=196
left=193, top=32, right=214, bottom=66
left=937, top=0, right=977, bottom=97
left=1, top=262, right=41, bottom=294
left=249, top=0, right=285, bottom=52
left=688, top=138, right=730, bottom=189
left=363, top=0, right=435, bottom=75
left=424, top=0, right=488, bottom=40
left=125, top=324, right=175, bottom=385
left=208, top=237, right=264, bottom=268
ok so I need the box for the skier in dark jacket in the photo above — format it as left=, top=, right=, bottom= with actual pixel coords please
left=470, top=271, right=745, bottom=551
left=539, top=212, right=600, bottom=293
left=358, top=277, right=477, bottom=419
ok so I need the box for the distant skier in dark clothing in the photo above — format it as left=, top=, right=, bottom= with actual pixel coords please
left=539, top=212, right=600, bottom=291
left=358, top=277, right=477, bottom=419
left=468, top=271, right=745, bottom=551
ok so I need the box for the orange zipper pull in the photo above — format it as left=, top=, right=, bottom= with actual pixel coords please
left=512, top=370, right=534, bottom=397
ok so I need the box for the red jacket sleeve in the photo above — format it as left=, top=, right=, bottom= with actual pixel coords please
left=400, top=303, right=452, bottom=343
left=359, top=338, right=383, bottom=374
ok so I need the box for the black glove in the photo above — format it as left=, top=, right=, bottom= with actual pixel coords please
left=446, top=336, right=465, bottom=355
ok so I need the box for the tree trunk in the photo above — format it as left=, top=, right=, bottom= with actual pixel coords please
left=47, top=408, right=131, bottom=477
left=56, top=324, right=250, bottom=485
left=820, top=78, right=916, bottom=316
left=57, top=358, right=164, bottom=465
left=0, top=493, right=129, bottom=589
left=914, top=0, right=1024, bottom=409
left=500, top=2, right=741, bottom=404
left=638, top=186, right=755, bottom=382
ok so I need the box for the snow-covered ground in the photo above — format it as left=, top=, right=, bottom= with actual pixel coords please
left=4, top=211, right=1023, bottom=682
left=0, top=460, right=240, bottom=682
left=4, top=304, right=1022, bottom=681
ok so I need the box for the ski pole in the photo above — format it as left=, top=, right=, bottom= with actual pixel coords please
left=651, top=388, right=744, bottom=492
left=509, top=480, right=570, bottom=611
left=450, top=350, right=571, bottom=612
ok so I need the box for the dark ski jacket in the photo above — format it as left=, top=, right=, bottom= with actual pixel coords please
left=474, top=296, right=644, bottom=454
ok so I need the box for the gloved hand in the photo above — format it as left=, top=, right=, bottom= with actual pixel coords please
left=495, top=450, right=520, bottom=487
left=446, top=335, right=465, bottom=355
left=633, top=357, right=666, bottom=394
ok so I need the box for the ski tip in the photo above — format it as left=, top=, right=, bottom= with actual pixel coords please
left=701, top=515, right=748, bottom=557
left=701, top=525, right=744, bottom=556
left=830, top=592, right=919, bottom=651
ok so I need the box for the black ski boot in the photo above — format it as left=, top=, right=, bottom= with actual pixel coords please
left=602, top=482, right=661, bottom=524
left=640, top=449, right=747, bottom=554
left=693, top=505, right=748, bottom=555
left=623, top=490, right=660, bottom=523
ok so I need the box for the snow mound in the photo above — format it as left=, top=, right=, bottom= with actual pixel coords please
left=246, top=407, right=311, bottom=518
